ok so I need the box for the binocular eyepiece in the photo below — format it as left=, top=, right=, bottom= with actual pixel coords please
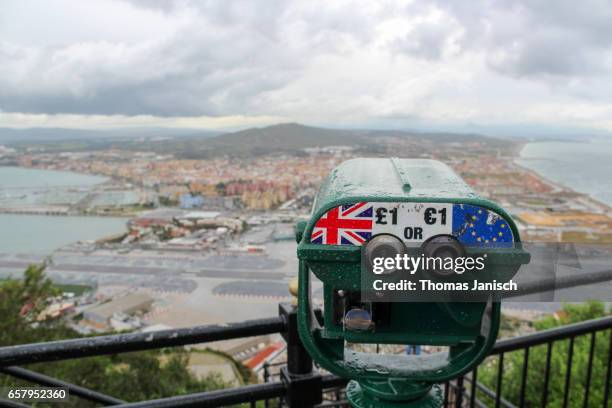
left=364, top=233, right=466, bottom=276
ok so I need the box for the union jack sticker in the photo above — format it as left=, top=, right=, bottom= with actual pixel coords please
left=310, top=202, right=373, bottom=245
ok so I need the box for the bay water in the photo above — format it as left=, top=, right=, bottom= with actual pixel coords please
left=0, top=167, right=127, bottom=255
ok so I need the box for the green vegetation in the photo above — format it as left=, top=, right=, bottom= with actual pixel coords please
left=158, top=196, right=178, bottom=206
left=52, top=283, right=93, bottom=296
left=0, top=279, right=93, bottom=297
left=499, top=313, right=531, bottom=337
left=199, top=348, right=255, bottom=385
left=0, top=265, right=233, bottom=407
left=478, top=301, right=611, bottom=407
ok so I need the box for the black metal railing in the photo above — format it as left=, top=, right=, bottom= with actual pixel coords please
left=0, top=303, right=347, bottom=408
left=446, top=315, right=612, bottom=408
left=0, top=316, right=286, bottom=367
left=1, top=305, right=611, bottom=407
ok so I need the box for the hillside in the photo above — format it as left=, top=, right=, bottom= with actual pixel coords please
left=187, top=123, right=512, bottom=158
left=193, top=123, right=374, bottom=157
left=1, top=123, right=513, bottom=158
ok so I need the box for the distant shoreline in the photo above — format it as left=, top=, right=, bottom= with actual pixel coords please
left=513, top=141, right=569, bottom=192
left=0, top=209, right=132, bottom=218
left=0, top=166, right=126, bottom=217
left=0, top=164, right=109, bottom=184
left=512, top=141, right=611, bottom=212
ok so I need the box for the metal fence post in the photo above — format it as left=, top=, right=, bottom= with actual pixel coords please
left=279, top=302, right=322, bottom=408
left=263, top=362, right=270, bottom=408
left=454, top=376, right=464, bottom=408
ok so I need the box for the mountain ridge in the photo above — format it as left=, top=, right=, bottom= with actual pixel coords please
left=1, top=122, right=512, bottom=157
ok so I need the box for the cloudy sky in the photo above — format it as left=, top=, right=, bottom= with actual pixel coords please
left=2, top=0, right=612, bottom=135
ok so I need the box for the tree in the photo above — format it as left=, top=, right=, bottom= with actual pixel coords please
left=0, top=265, right=231, bottom=406
left=477, top=301, right=611, bottom=407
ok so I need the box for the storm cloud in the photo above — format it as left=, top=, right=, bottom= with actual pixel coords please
left=2, top=0, right=612, bottom=131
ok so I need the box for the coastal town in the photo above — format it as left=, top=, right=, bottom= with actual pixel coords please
left=2, top=131, right=610, bottom=243
left=0, top=127, right=611, bottom=382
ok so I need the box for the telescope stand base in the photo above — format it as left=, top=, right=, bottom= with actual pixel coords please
left=346, top=380, right=444, bottom=408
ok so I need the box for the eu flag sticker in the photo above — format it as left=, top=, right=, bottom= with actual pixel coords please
left=452, top=204, right=513, bottom=246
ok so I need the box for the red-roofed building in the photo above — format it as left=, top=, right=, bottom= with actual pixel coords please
left=244, top=342, right=285, bottom=372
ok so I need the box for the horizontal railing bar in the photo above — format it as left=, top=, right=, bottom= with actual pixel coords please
left=492, top=315, right=612, bottom=354
left=0, top=398, right=30, bottom=408
left=502, top=268, right=612, bottom=300
left=258, top=373, right=347, bottom=388
left=0, top=316, right=286, bottom=367
left=315, top=400, right=349, bottom=408
left=321, top=374, right=349, bottom=389
left=109, top=375, right=347, bottom=408
left=112, top=381, right=286, bottom=408
left=0, top=366, right=125, bottom=405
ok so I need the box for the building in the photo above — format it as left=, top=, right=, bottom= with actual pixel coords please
left=129, top=208, right=184, bottom=228
left=179, top=211, right=221, bottom=220
left=179, top=194, right=236, bottom=210
left=202, top=196, right=237, bottom=210
left=83, top=293, right=154, bottom=329
left=179, top=194, right=205, bottom=209
left=37, top=302, right=76, bottom=321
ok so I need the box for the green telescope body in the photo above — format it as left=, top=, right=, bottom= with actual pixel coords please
left=296, top=158, right=530, bottom=407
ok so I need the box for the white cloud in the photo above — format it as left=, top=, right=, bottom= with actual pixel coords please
left=0, top=112, right=284, bottom=130
left=1, top=0, right=612, bottom=134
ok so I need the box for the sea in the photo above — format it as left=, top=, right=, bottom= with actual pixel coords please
left=0, top=167, right=127, bottom=255
left=516, top=139, right=612, bottom=207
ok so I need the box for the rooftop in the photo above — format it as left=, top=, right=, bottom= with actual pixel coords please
left=84, top=293, right=154, bottom=320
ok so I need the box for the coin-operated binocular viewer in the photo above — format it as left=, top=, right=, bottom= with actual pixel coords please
left=295, top=158, right=530, bottom=408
